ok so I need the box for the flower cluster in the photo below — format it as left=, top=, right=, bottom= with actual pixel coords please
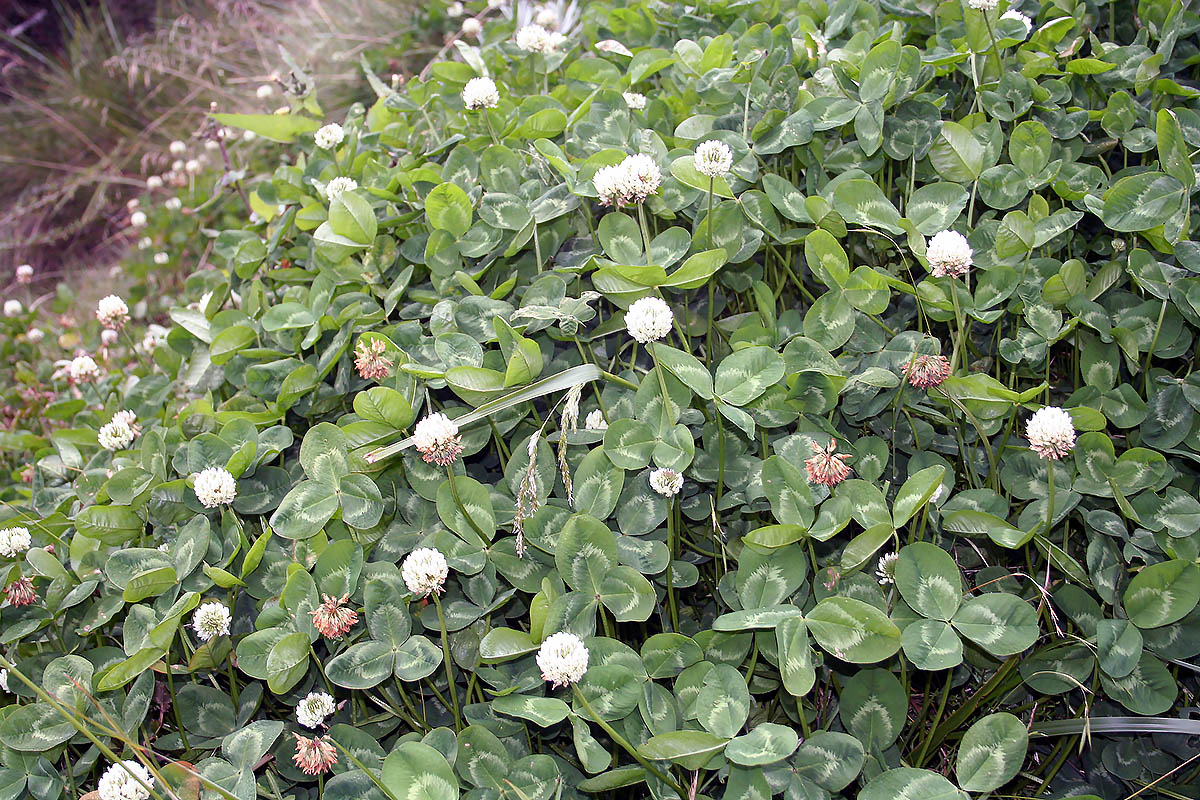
left=903, top=354, right=952, bottom=388
left=695, top=140, right=733, bottom=178
left=296, top=691, right=337, bottom=728
left=649, top=467, right=683, bottom=497
left=402, top=547, right=449, bottom=597
left=314, top=123, right=345, bottom=149
left=324, top=176, right=358, bottom=201
left=5, top=577, right=36, bottom=607
left=68, top=355, right=101, bottom=384
left=926, top=230, right=973, bottom=278
left=354, top=338, right=394, bottom=380
left=1026, top=406, right=1076, bottom=460
left=593, top=154, right=662, bottom=206
left=413, top=412, right=464, bottom=466
left=537, top=631, right=589, bottom=687
left=805, top=439, right=852, bottom=487
left=192, top=601, right=231, bottom=641
left=193, top=466, right=237, bottom=508
left=463, top=77, right=500, bottom=109
left=293, top=733, right=338, bottom=775
left=515, top=24, right=564, bottom=53
left=311, top=593, right=358, bottom=638
left=0, top=527, right=31, bottom=558
left=98, top=410, right=139, bottom=451
left=97, top=761, right=154, bottom=800
left=624, top=296, right=673, bottom=344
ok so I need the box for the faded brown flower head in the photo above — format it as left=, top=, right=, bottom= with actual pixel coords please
left=354, top=339, right=393, bottom=381
left=292, top=733, right=338, bottom=775
left=310, top=593, right=358, bottom=638
left=804, top=439, right=852, bottom=487
left=5, top=577, right=37, bottom=607
left=904, top=353, right=952, bottom=389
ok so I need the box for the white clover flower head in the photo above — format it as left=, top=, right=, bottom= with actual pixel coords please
left=146, top=175, right=163, bottom=190
left=594, top=154, right=662, bottom=206
left=165, top=197, right=182, bottom=211
left=625, top=296, right=673, bottom=343
left=461, top=17, right=483, bottom=37
left=967, top=0, right=998, bottom=8
left=171, top=159, right=185, bottom=172
left=141, top=324, right=168, bottom=353
left=535, top=6, right=559, bottom=27
left=256, top=84, right=275, bottom=99
left=127, top=198, right=140, bottom=211
left=324, top=177, right=358, bottom=201
left=537, top=631, right=589, bottom=688
left=448, top=0, right=465, bottom=14
left=138, top=236, right=153, bottom=250
left=592, top=163, right=628, bottom=207
left=3, top=300, right=22, bottom=318
left=876, top=552, right=899, bottom=585
left=192, top=601, right=231, bottom=641
left=622, top=154, right=662, bottom=203
left=315, top=123, right=346, bottom=150
left=169, top=140, right=187, bottom=156
left=98, top=761, right=154, bottom=800
left=623, top=91, right=646, bottom=110
left=584, top=409, right=608, bottom=431
left=68, top=355, right=101, bottom=383
left=98, top=419, right=136, bottom=451
left=112, top=409, right=137, bottom=428
left=204, top=140, right=220, bottom=153
left=101, top=329, right=119, bottom=346
left=154, top=252, right=170, bottom=265
left=0, top=669, right=8, bottom=693
left=96, top=295, right=130, bottom=329
left=0, top=527, right=32, bottom=558
left=412, top=412, right=464, bottom=466
left=193, top=466, right=237, bottom=508
left=462, top=76, right=500, bottom=110
left=26, top=328, right=43, bottom=344
left=649, top=467, right=684, bottom=497
left=1000, top=9, right=1032, bottom=34
left=15, top=265, right=32, bottom=283
left=243, top=130, right=256, bottom=142
left=1026, top=406, right=1076, bottom=460
left=402, top=547, right=449, bottom=598
left=184, top=159, right=202, bottom=175
left=926, top=230, right=973, bottom=278
left=129, top=210, right=147, bottom=228
left=516, top=24, right=557, bottom=53
left=695, top=139, right=734, bottom=177
left=296, top=691, right=337, bottom=728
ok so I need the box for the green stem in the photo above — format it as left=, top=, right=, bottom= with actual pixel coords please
left=432, top=594, right=462, bottom=732
left=446, top=465, right=487, bottom=540
left=572, top=686, right=687, bottom=795
left=666, top=499, right=679, bottom=631
left=914, top=669, right=955, bottom=767
left=706, top=179, right=715, bottom=251
left=165, top=658, right=191, bottom=752
left=1046, top=459, right=1056, bottom=539
left=482, top=112, right=500, bottom=146
left=948, top=279, right=966, bottom=373
left=637, top=203, right=654, bottom=267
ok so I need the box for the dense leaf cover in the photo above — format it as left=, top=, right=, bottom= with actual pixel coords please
left=2, top=0, right=1200, bottom=798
